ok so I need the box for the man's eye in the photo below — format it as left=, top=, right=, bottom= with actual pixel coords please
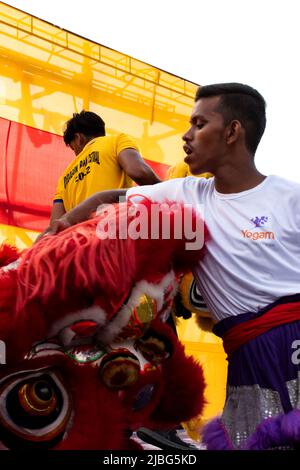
left=196, top=123, right=204, bottom=129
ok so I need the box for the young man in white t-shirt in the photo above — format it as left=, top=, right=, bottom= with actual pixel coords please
left=46, top=83, right=300, bottom=449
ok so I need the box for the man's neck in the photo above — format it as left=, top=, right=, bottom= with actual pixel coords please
left=213, top=159, right=266, bottom=194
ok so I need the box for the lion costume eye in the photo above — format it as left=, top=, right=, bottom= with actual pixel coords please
left=135, top=330, right=172, bottom=364
left=0, top=371, right=72, bottom=445
left=99, top=350, right=140, bottom=389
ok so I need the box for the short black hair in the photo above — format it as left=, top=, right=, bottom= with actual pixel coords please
left=63, top=110, right=106, bottom=145
left=195, top=83, right=266, bottom=154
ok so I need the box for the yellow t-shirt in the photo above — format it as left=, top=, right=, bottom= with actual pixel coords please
left=54, top=133, right=140, bottom=211
left=166, top=161, right=212, bottom=180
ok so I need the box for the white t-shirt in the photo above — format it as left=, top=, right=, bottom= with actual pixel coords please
left=127, top=175, right=300, bottom=321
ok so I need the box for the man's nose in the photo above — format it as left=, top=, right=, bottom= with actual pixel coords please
left=182, top=127, right=192, bottom=142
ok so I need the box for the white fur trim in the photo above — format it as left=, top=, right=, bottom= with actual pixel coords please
left=96, top=303, right=132, bottom=345
left=48, top=305, right=107, bottom=339
left=1, top=259, right=20, bottom=273
left=97, top=270, right=177, bottom=344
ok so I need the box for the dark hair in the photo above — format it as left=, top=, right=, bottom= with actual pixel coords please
left=195, top=83, right=266, bottom=154
left=63, top=110, right=106, bottom=144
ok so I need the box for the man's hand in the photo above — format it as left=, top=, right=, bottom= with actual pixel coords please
left=34, top=217, right=72, bottom=243
left=45, top=217, right=72, bottom=235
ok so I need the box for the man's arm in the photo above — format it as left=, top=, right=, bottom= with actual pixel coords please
left=118, top=148, right=161, bottom=185
left=43, top=189, right=126, bottom=236
left=50, top=201, right=66, bottom=224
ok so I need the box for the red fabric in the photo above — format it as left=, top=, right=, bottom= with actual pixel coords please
left=0, top=117, right=72, bottom=230
left=223, top=301, right=300, bottom=355
left=0, top=117, right=170, bottom=232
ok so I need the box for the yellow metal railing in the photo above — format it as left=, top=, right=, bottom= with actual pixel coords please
left=0, top=1, right=198, bottom=165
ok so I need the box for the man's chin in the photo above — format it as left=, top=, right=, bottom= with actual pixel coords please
left=185, top=157, right=209, bottom=176
left=189, top=164, right=204, bottom=176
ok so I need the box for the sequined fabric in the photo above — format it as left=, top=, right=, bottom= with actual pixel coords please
left=286, top=372, right=300, bottom=409
left=222, top=384, right=284, bottom=448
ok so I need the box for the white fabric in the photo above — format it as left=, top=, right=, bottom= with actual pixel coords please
left=127, top=175, right=300, bottom=321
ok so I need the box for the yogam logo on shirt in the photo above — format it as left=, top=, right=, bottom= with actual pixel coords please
left=251, top=216, right=268, bottom=228
left=241, top=216, right=275, bottom=240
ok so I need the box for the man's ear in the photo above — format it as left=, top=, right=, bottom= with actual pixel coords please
left=73, top=132, right=87, bottom=148
left=77, top=133, right=88, bottom=147
left=226, top=120, right=242, bottom=145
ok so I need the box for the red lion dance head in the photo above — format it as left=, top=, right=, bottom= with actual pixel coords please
left=0, top=200, right=205, bottom=449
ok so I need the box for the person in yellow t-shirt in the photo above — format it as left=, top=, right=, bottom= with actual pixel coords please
left=166, top=160, right=212, bottom=180
left=50, top=110, right=160, bottom=226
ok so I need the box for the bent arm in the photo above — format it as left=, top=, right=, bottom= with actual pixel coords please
left=118, top=148, right=161, bottom=185
left=44, top=189, right=127, bottom=235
